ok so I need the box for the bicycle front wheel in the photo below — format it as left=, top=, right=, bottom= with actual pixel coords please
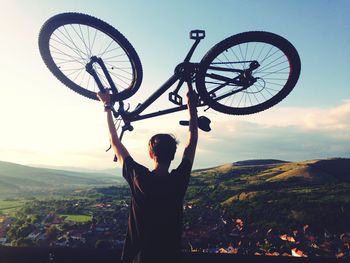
left=39, top=13, right=143, bottom=101
left=196, top=31, right=301, bottom=115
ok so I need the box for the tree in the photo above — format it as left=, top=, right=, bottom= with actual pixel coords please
left=15, top=237, right=35, bottom=247
left=31, top=215, right=42, bottom=224
left=46, top=225, right=59, bottom=242
left=16, top=224, right=33, bottom=238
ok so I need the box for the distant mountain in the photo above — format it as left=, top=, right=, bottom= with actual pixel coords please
left=185, top=157, right=350, bottom=232
left=233, top=159, right=288, bottom=166
left=192, top=158, right=350, bottom=185
left=0, top=160, right=125, bottom=198
left=29, top=164, right=121, bottom=177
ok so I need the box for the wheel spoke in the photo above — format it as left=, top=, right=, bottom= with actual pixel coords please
left=250, top=42, right=258, bottom=61
left=104, top=62, right=132, bottom=75
left=51, top=33, right=86, bottom=62
left=61, top=26, right=89, bottom=59
left=200, top=33, right=299, bottom=113
left=50, top=47, right=85, bottom=65
left=109, top=71, right=132, bottom=85
left=90, top=28, right=98, bottom=54
left=65, top=68, right=83, bottom=77
left=75, top=24, right=91, bottom=58
left=97, top=39, right=115, bottom=57
left=99, top=46, right=122, bottom=57
left=259, top=45, right=274, bottom=64
left=86, top=25, right=91, bottom=56
left=222, top=52, right=235, bottom=69
left=229, top=48, right=242, bottom=67
left=255, top=55, right=287, bottom=74
left=260, top=48, right=280, bottom=64
left=258, top=66, right=290, bottom=78
left=41, top=14, right=140, bottom=97
left=102, top=53, right=127, bottom=61
left=247, top=90, right=253, bottom=106
left=72, top=67, right=84, bottom=82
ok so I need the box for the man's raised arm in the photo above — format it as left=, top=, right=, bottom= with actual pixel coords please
left=183, top=87, right=199, bottom=167
left=97, top=92, right=130, bottom=165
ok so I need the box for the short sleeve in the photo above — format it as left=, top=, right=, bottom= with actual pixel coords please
left=169, top=158, right=192, bottom=195
left=174, top=158, right=192, bottom=178
left=122, top=157, right=150, bottom=188
left=122, top=156, right=136, bottom=185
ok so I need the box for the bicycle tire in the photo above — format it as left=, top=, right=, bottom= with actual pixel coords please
left=196, top=31, right=301, bottom=115
left=39, top=12, right=143, bottom=101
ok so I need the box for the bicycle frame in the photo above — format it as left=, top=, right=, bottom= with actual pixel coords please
left=86, top=31, right=206, bottom=129
left=85, top=29, right=257, bottom=138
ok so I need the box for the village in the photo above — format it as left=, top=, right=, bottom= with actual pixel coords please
left=0, top=194, right=130, bottom=249
left=0, top=190, right=349, bottom=259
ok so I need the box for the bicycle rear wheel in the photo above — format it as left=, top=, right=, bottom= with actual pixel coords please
left=39, top=13, right=143, bottom=101
left=196, top=31, right=301, bottom=115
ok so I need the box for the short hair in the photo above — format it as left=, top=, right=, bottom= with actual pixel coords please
left=148, top=134, right=178, bottom=164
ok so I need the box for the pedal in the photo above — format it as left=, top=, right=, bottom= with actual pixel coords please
left=169, top=92, right=183, bottom=105
left=190, top=30, right=205, bottom=40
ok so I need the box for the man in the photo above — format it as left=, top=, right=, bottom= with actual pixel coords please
left=97, top=87, right=198, bottom=263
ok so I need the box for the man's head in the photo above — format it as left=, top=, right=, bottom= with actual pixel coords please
left=148, top=134, right=178, bottom=165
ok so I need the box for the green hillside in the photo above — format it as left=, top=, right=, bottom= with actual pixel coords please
left=184, top=158, right=350, bottom=234
left=0, top=161, right=124, bottom=198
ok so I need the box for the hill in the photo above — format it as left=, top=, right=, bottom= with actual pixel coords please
left=184, top=157, right=350, bottom=234
left=0, top=160, right=124, bottom=198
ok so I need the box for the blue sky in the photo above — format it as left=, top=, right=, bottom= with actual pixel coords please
left=0, top=0, right=349, bottom=171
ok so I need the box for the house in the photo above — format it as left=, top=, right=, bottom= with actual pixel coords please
left=0, top=237, right=7, bottom=245
left=28, top=231, right=41, bottom=240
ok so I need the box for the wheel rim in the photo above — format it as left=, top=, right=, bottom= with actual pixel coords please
left=200, top=36, right=297, bottom=114
left=47, top=22, right=136, bottom=97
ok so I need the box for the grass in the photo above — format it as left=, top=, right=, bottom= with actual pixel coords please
left=60, top=214, right=92, bottom=223
left=0, top=199, right=27, bottom=214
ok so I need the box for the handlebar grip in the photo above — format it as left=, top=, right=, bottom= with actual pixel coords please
left=179, top=120, right=189, bottom=126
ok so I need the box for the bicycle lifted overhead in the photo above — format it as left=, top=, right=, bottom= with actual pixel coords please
left=39, top=13, right=301, bottom=139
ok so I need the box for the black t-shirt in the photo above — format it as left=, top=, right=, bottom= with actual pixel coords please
left=121, top=157, right=192, bottom=263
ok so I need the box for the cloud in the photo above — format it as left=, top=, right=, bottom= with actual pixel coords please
left=300, top=100, right=350, bottom=132
left=188, top=100, right=350, bottom=168
left=3, top=100, right=349, bottom=170
left=242, top=100, right=350, bottom=133
left=113, top=100, right=350, bottom=169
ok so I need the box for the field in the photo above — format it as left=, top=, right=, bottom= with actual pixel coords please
left=0, top=199, right=27, bottom=215
left=59, top=214, right=93, bottom=223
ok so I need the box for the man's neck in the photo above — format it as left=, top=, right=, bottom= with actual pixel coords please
left=153, top=162, right=170, bottom=176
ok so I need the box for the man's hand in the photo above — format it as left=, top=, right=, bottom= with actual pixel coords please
left=98, top=91, right=130, bottom=165
left=183, top=86, right=199, bottom=167
left=97, top=92, right=111, bottom=105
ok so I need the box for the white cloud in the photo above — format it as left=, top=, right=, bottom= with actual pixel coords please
left=242, top=100, right=350, bottom=132
left=186, top=100, right=350, bottom=168
left=2, top=97, right=349, bottom=170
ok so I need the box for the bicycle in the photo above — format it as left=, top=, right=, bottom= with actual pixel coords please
left=39, top=13, right=301, bottom=139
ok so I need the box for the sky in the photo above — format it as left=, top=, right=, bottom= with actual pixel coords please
left=0, top=0, right=349, bottom=171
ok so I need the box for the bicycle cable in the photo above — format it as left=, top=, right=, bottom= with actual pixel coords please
left=105, top=117, right=123, bottom=153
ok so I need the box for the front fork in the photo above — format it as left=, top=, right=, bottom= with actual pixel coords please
left=86, top=56, right=131, bottom=161
left=85, top=56, right=118, bottom=94
left=86, top=56, right=126, bottom=120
